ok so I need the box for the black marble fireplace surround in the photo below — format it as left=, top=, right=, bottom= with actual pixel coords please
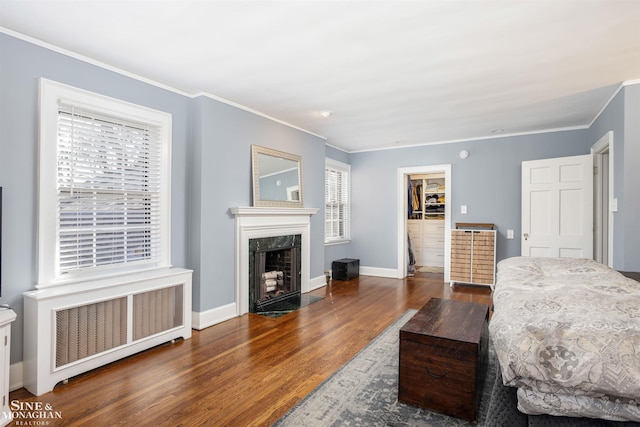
left=249, top=234, right=302, bottom=313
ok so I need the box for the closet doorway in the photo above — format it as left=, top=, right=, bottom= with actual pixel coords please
left=396, top=165, right=451, bottom=282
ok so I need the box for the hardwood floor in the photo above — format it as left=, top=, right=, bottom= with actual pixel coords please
left=10, top=273, right=492, bottom=427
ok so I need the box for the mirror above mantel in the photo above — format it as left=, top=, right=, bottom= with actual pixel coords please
left=251, top=145, right=304, bottom=208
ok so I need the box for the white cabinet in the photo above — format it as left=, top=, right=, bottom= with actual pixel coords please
left=0, top=309, right=16, bottom=427
left=407, top=220, right=423, bottom=265
left=408, top=219, right=445, bottom=268
left=423, top=221, right=445, bottom=267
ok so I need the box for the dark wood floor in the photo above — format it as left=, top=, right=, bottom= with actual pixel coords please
left=10, top=273, right=492, bottom=427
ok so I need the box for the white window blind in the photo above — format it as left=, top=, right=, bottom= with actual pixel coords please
left=38, top=79, right=172, bottom=287
left=57, top=104, right=162, bottom=273
left=325, top=159, right=350, bottom=243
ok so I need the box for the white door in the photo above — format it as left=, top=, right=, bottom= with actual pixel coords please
left=522, top=155, right=593, bottom=258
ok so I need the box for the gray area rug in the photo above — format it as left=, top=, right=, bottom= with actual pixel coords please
left=273, top=309, right=496, bottom=426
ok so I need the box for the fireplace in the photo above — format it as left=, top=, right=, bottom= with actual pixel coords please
left=230, top=206, right=318, bottom=316
left=249, top=234, right=301, bottom=313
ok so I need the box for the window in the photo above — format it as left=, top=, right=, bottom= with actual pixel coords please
left=325, top=159, right=350, bottom=244
left=38, top=79, right=172, bottom=287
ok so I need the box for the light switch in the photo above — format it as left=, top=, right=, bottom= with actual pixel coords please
left=610, top=198, right=618, bottom=212
left=460, top=205, right=467, bottom=214
left=507, top=229, right=514, bottom=239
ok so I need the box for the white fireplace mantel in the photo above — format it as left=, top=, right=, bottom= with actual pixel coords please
left=230, top=206, right=319, bottom=217
left=230, top=206, right=318, bottom=315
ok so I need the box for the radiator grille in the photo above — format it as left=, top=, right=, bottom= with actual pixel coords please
left=54, top=285, right=183, bottom=369
left=55, top=297, right=128, bottom=368
left=133, top=285, right=183, bottom=341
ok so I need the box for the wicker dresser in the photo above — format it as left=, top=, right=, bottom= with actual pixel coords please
left=450, top=224, right=496, bottom=288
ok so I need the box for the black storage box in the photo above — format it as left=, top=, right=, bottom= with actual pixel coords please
left=332, top=258, right=360, bottom=281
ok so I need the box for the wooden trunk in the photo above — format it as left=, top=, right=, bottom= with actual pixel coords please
left=398, top=298, right=489, bottom=422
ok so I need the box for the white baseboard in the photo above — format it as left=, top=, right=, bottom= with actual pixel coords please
left=191, top=302, right=237, bottom=330
left=359, top=266, right=398, bottom=278
left=308, top=274, right=328, bottom=291
left=10, top=361, right=24, bottom=391
left=192, top=277, right=328, bottom=330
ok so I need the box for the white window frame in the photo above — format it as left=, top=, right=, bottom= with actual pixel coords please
left=325, top=158, right=351, bottom=245
left=37, top=79, right=172, bottom=288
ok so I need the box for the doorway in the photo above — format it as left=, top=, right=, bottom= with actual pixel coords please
left=592, top=131, right=614, bottom=267
left=397, top=165, right=451, bottom=282
left=519, top=131, right=614, bottom=266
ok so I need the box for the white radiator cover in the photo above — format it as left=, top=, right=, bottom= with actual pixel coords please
left=23, top=268, right=192, bottom=396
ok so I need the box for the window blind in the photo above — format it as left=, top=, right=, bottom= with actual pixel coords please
left=56, top=103, right=162, bottom=274
left=325, top=163, right=350, bottom=242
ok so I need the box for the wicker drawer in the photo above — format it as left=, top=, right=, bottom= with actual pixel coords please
left=450, top=229, right=496, bottom=286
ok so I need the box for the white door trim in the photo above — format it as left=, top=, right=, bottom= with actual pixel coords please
left=397, top=165, right=451, bottom=281
left=591, top=131, right=615, bottom=267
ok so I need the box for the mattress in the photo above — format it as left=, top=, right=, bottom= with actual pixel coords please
left=489, top=256, right=640, bottom=422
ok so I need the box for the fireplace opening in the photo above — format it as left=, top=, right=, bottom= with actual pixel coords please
left=249, top=235, right=301, bottom=314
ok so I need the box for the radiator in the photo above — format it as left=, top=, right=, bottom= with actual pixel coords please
left=23, top=268, right=192, bottom=396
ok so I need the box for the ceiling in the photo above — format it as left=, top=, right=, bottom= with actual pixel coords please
left=1, top=1, right=639, bottom=153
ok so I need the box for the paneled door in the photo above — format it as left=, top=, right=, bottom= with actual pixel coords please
left=521, top=155, right=593, bottom=258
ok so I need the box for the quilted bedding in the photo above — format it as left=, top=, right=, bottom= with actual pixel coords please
left=489, top=257, right=640, bottom=422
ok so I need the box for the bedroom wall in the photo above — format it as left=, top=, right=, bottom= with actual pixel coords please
left=346, top=130, right=590, bottom=273
left=190, top=95, right=326, bottom=313
left=0, top=32, right=328, bottom=365
left=588, top=84, right=640, bottom=271
left=621, top=85, right=640, bottom=271
left=0, top=33, right=191, bottom=363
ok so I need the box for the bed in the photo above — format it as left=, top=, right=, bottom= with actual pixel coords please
left=489, top=256, right=640, bottom=422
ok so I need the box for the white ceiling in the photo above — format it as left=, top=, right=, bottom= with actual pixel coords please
left=1, top=0, right=639, bottom=152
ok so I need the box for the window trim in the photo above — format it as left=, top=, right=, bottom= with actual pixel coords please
left=37, top=79, right=172, bottom=288
left=324, top=158, right=351, bottom=245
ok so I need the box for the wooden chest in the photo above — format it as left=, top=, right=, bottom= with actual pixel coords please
left=398, top=298, right=489, bottom=422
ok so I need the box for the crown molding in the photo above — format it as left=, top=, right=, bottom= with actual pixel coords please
left=347, top=125, right=589, bottom=154
left=0, top=27, right=326, bottom=141
left=588, top=79, right=640, bottom=128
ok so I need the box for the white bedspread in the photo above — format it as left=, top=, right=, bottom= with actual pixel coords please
left=489, top=257, right=640, bottom=422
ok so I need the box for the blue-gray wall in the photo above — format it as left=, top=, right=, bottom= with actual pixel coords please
left=588, top=85, right=640, bottom=271
left=336, top=85, right=638, bottom=273
left=0, top=33, right=326, bottom=364
left=622, top=85, right=640, bottom=271
left=344, top=131, right=591, bottom=270
left=190, top=95, right=325, bottom=312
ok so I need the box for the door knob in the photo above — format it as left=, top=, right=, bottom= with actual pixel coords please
left=524, top=233, right=529, bottom=241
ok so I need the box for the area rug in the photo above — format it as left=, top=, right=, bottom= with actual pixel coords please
left=272, top=309, right=496, bottom=426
